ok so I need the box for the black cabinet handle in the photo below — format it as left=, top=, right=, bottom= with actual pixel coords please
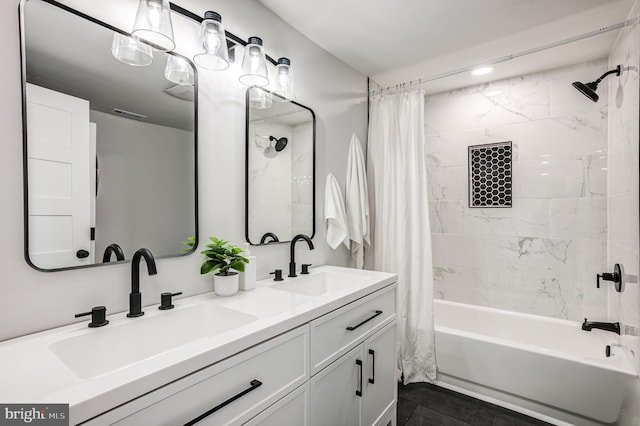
left=184, top=379, right=262, bottom=426
left=368, top=349, right=375, bottom=384
left=356, top=359, right=363, bottom=397
left=346, top=310, right=383, bottom=331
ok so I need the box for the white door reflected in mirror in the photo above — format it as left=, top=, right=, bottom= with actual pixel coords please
left=21, top=0, right=197, bottom=271
left=26, top=83, right=93, bottom=269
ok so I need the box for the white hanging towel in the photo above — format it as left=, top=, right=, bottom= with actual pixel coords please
left=345, top=134, right=370, bottom=268
left=324, top=173, right=350, bottom=250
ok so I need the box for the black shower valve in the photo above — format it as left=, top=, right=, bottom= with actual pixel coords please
left=597, top=263, right=624, bottom=292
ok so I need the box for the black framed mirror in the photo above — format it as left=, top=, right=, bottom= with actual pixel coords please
left=245, top=87, right=315, bottom=246
left=20, top=0, right=198, bottom=271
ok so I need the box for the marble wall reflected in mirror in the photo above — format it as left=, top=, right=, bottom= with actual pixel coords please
left=245, top=88, right=315, bottom=246
left=21, top=0, right=197, bottom=271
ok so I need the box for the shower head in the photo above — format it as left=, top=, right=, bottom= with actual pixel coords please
left=269, top=136, right=288, bottom=152
left=572, top=81, right=600, bottom=102
left=572, top=65, right=622, bottom=102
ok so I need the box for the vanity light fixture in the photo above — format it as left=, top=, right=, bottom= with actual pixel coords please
left=240, top=37, right=270, bottom=87
left=165, top=55, right=194, bottom=85
left=111, top=33, right=153, bottom=66
left=193, top=11, right=229, bottom=71
left=132, top=0, right=175, bottom=52
left=272, top=57, right=295, bottom=101
left=472, top=66, right=494, bottom=76
left=124, top=3, right=295, bottom=99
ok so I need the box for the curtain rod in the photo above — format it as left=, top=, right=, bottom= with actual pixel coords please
left=369, top=16, right=640, bottom=97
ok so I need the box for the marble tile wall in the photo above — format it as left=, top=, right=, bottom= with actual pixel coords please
left=247, top=120, right=314, bottom=243
left=608, top=14, right=640, bottom=376
left=291, top=122, right=314, bottom=237
left=426, top=59, right=610, bottom=321
left=247, top=121, right=293, bottom=243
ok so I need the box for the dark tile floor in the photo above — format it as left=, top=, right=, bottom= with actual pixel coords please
left=397, top=383, right=552, bottom=426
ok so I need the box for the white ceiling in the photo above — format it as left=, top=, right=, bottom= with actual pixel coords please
left=258, top=0, right=637, bottom=93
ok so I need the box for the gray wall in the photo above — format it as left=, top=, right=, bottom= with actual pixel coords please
left=91, top=110, right=195, bottom=260
left=0, top=0, right=367, bottom=341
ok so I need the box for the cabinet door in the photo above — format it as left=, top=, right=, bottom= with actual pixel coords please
left=363, top=321, right=397, bottom=426
left=310, top=345, right=363, bottom=426
left=244, top=383, right=309, bottom=426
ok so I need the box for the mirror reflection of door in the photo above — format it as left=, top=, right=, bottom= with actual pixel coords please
left=21, top=0, right=197, bottom=271
left=26, top=83, right=93, bottom=269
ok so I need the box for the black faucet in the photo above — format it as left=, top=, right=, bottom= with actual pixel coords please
left=581, top=318, right=620, bottom=335
left=289, top=234, right=314, bottom=277
left=128, top=248, right=157, bottom=318
left=102, top=243, right=125, bottom=263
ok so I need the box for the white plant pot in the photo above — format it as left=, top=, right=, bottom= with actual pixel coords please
left=214, top=272, right=239, bottom=297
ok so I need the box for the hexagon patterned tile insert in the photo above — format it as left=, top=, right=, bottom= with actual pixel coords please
left=468, top=141, right=512, bottom=208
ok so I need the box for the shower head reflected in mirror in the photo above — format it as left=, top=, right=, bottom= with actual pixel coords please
left=269, top=136, right=288, bottom=152
left=572, top=65, right=622, bottom=102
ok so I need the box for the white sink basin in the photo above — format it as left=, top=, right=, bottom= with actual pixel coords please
left=51, top=304, right=257, bottom=379
left=272, top=271, right=369, bottom=296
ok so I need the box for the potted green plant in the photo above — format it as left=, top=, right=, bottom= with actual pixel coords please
left=183, top=236, right=249, bottom=296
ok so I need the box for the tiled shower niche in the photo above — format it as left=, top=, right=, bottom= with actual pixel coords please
left=468, top=141, right=512, bottom=208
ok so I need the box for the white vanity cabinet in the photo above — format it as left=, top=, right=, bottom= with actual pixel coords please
left=88, top=326, right=309, bottom=426
left=308, top=284, right=397, bottom=426
left=78, top=277, right=397, bottom=426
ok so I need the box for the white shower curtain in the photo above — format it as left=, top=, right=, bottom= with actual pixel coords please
left=367, top=90, right=436, bottom=384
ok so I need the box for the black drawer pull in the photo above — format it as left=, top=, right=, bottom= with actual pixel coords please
left=184, top=379, right=262, bottom=426
left=356, top=359, right=363, bottom=397
left=346, top=310, right=383, bottom=331
left=368, top=349, right=375, bottom=384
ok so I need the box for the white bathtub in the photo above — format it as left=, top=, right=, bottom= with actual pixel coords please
left=434, top=300, right=638, bottom=425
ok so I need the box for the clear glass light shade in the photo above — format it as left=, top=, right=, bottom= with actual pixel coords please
left=239, top=41, right=269, bottom=87
left=132, top=0, right=175, bottom=52
left=111, top=33, right=153, bottom=66
left=193, top=17, right=229, bottom=70
left=272, top=61, right=295, bottom=101
left=165, top=55, right=194, bottom=85
left=249, top=87, right=273, bottom=109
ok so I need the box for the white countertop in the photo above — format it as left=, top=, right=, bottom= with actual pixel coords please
left=0, top=265, right=396, bottom=424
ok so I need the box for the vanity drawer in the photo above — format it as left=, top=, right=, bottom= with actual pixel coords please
left=244, top=382, right=309, bottom=426
left=111, top=326, right=308, bottom=426
left=309, top=285, right=396, bottom=375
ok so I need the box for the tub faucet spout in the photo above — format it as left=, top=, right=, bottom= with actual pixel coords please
left=581, top=318, right=620, bottom=335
